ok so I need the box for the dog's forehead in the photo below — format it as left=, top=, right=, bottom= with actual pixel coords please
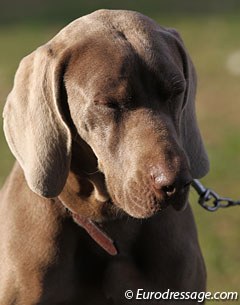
left=65, top=31, right=184, bottom=103
left=65, top=36, right=134, bottom=93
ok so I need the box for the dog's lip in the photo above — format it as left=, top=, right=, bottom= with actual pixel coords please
left=172, top=200, right=187, bottom=211
left=171, top=185, right=190, bottom=211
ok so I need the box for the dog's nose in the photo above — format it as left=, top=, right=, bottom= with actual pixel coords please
left=150, top=171, right=191, bottom=199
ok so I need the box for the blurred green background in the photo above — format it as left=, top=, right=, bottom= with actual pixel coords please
left=0, top=0, right=240, bottom=302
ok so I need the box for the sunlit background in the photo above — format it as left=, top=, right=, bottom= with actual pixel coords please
left=0, top=0, right=240, bottom=302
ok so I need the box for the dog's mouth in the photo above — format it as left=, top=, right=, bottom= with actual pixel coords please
left=106, top=183, right=190, bottom=219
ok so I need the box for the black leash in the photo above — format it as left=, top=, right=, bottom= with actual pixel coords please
left=191, top=179, right=240, bottom=212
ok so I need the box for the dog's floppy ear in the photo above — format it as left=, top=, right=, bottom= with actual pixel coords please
left=167, top=29, right=209, bottom=178
left=3, top=45, right=72, bottom=197
left=180, top=57, right=209, bottom=178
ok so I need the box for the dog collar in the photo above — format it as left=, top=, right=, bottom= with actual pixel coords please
left=72, top=213, right=118, bottom=256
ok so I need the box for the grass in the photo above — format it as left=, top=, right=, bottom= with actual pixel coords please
left=0, top=13, right=240, bottom=303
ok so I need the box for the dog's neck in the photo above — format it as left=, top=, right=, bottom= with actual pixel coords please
left=56, top=196, right=118, bottom=256
left=71, top=212, right=117, bottom=255
left=57, top=169, right=119, bottom=255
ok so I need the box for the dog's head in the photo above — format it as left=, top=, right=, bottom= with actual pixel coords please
left=3, top=10, right=209, bottom=219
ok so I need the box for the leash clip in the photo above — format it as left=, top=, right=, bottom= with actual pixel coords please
left=191, top=179, right=240, bottom=212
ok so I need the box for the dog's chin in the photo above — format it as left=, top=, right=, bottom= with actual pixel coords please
left=121, top=200, right=188, bottom=219
left=124, top=206, right=162, bottom=219
left=109, top=195, right=189, bottom=219
left=111, top=198, right=169, bottom=219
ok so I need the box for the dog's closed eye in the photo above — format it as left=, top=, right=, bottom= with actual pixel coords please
left=94, top=99, right=120, bottom=109
left=94, top=98, right=133, bottom=110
